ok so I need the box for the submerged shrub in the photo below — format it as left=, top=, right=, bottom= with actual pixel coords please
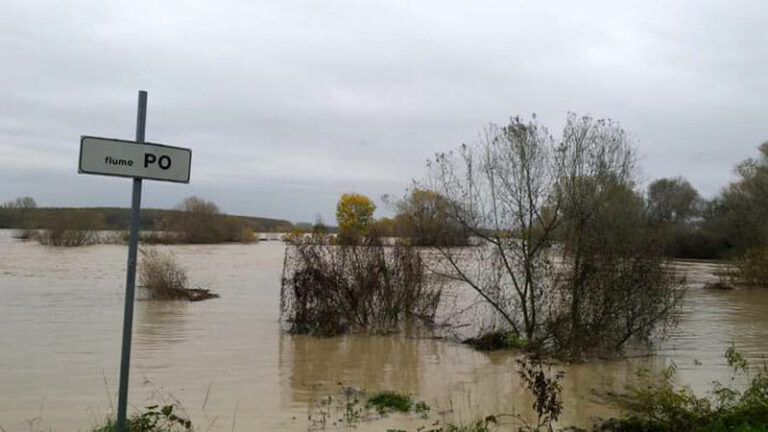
left=13, top=227, right=36, bottom=241
left=140, top=231, right=181, bottom=245
left=38, top=227, right=93, bottom=247
left=37, top=212, right=101, bottom=247
left=139, top=248, right=188, bottom=297
left=280, top=239, right=442, bottom=335
left=139, top=248, right=219, bottom=301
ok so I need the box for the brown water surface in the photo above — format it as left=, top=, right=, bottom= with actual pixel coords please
left=1, top=231, right=767, bottom=431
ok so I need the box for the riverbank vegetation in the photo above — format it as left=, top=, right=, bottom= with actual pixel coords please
left=93, top=404, right=192, bottom=432
left=581, top=347, right=768, bottom=431
left=644, top=142, right=768, bottom=266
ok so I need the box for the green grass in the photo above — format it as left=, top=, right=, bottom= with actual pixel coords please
left=367, top=391, right=414, bottom=414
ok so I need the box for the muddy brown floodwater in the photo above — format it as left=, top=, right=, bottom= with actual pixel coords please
left=1, top=230, right=767, bottom=431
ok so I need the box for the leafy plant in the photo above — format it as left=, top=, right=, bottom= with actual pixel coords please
left=516, top=357, right=564, bottom=432
left=93, top=404, right=192, bottom=432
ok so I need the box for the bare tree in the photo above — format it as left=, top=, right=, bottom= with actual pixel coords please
left=429, top=114, right=682, bottom=359
left=427, top=116, right=559, bottom=346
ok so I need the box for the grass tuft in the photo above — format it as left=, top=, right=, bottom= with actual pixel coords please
left=367, top=391, right=413, bottom=414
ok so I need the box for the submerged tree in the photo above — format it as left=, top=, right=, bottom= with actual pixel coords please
left=394, top=188, right=468, bottom=246
left=428, top=115, right=560, bottom=347
left=428, top=114, right=682, bottom=359
left=552, top=116, right=682, bottom=358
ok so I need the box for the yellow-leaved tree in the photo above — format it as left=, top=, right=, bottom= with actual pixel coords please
left=335, top=193, right=376, bottom=245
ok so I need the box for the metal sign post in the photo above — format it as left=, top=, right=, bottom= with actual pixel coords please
left=77, top=90, right=192, bottom=432
left=115, top=90, right=146, bottom=432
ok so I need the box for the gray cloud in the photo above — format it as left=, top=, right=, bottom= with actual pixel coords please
left=2, top=0, right=767, bottom=222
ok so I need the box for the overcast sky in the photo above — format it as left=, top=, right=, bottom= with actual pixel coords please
left=1, top=0, right=766, bottom=222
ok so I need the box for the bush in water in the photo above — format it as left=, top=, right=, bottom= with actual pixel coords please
left=280, top=237, right=442, bottom=335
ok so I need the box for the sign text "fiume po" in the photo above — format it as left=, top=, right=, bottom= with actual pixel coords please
left=104, top=154, right=173, bottom=170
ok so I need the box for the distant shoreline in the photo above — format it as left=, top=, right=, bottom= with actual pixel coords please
left=0, top=206, right=296, bottom=232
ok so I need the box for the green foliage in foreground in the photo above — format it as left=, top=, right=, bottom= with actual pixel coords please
left=588, top=347, right=768, bottom=432
left=367, top=391, right=413, bottom=413
left=93, top=405, right=191, bottom=432
left=307, top=386, right=432, bottom=430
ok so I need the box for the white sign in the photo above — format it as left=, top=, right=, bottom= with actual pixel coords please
left=79, top=136, right=191, bottom=183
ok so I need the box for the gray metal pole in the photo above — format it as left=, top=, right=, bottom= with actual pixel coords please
left=116, top=90, right=147, bottom=432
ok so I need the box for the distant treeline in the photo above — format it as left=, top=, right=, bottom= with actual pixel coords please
left=340, top=142, right=768, bottom=261
left=641, top=143, right=768, bottom=260
left=0, top=202, right=294, bottom=234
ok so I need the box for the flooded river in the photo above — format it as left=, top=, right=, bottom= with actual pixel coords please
left=1, top=230, right=767, bottom=431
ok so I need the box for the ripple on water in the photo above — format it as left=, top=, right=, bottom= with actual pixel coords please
left=1, top=230, right=767, bottom=431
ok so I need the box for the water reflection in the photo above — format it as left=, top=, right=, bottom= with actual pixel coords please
left=278, top=332, right=673, bottom=428
left=280, top=334, right=423, bottom=403
left=134, top=299, right=190, bottom=349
